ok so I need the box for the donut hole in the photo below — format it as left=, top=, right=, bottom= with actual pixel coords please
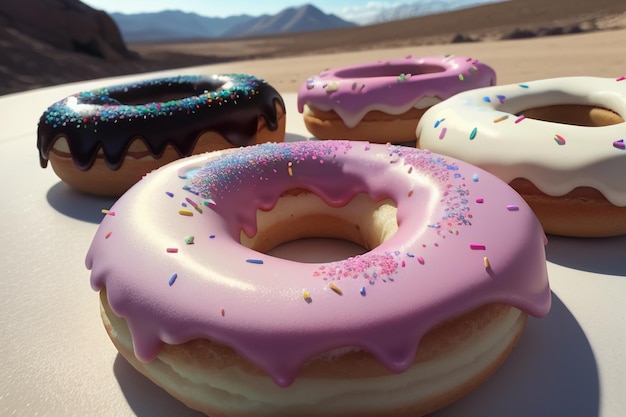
left=240, top=190, right=398, bottom=263
left=517, top=104, right=624, bottom=127
left=106, top=79, right=225, bottom=105
left=334, top=63, right=444, bottom=79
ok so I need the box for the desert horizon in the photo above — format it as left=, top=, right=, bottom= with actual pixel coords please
left=1, top=0, right=625, bottom=96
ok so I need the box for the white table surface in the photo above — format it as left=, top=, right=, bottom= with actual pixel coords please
left=1, top=72, right=625, bottom=417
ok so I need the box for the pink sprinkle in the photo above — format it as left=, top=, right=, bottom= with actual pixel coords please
left=167, top=248, right=178, bottom=253
left=476, top=198, right=484, bottom=203
left=506, top=205, right=520, bottom=211
left=221, top=308, right=225, bottom=317
left=439, top=127, right=447, bottom=139
left=417, top=256, right=425, bottom=265
left=470, top=243, right=486, bottom=250
left=554, top=134, right=566, bottom=145
left=613, top=139, right=625, bottom=150
left=515, top=115, right=526, bottom=124
left=617, top=76, right=626, bottom=82
left=105, top=231, right=112, bottom=239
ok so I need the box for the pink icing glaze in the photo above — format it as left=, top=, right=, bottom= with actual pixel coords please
left=297, top=55, right=496, bottom=128
left=86, top=140, right=550, bottom=387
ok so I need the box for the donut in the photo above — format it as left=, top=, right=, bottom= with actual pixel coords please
left=416, top=76, right=626, bottom=237
left=37, top=74, right=286, bottom=197
left=87, top=140, right=550, bottom=416
left=297, top=55, right=496, bottom=144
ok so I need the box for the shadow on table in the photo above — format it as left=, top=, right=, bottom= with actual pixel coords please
left=545, top=234, right=626, bottom=276
left=113, top=355, right=205, bottom=417
left=46, top=181, right=117, bottom=224
left=112, top=294, right=598, bottom=417
left=435, top=293, right=599, bottom=417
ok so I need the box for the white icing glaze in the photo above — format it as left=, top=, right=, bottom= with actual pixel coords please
left=416, top=76, right=626, bottom=206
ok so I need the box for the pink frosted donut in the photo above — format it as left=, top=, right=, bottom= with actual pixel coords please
left=297, top=55, right=496, bottom=143
left=87, top=140, right=550, bottom=416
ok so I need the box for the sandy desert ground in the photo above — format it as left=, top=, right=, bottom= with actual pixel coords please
left=127, top=0, right=626, bottom=92
left=154, top=27, right=626, bottom=94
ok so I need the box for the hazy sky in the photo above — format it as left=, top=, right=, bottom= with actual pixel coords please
left=80, top=1, right=405, bottom=24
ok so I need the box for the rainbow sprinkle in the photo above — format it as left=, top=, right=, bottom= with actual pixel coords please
left=470, top=243, right=486, bottom=250
left=303, top=289, right=312, bottom=303
left=613, top=139, right=625, bottom=150
left=246, top=259, right=264, bottom=264
left=166, top=248, right=178, bottom=253
left=168, top=273, right=178, bottom=286
left=328, top=283, right=343, bottom=296
left=185, top=198, right=203, bottom=214
left=554, top=134, right=566, bottom=145
left=325, top=82, right=340, bottom=93
left=179, top=209, right=193, bottom=216
left=469, top=127, right=478, bottom=140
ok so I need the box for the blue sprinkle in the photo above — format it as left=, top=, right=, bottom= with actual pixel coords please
left=360, top=287, right=367, bottom=296
left=165, top=191, right=174, bottom=197
left=472, top=173, right=479, bottom=182
left=209, top=234, right=216, bottom=239
left=246, top=259, right=264, bottom=264
left=168, top=273, right=178, bottom=286
left=483, top=96, right=491, bottom=102
left=407, top=253, right=415, bottom=258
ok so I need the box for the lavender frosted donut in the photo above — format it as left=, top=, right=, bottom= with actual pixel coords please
left=87, top=140, right=550, bottom=416
left=297, top=55, right=496, bottom=143
left=37, top=74, right=286, bottom=196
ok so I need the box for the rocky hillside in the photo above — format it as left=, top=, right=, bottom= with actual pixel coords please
left=0, top=0, right=228, bottom=95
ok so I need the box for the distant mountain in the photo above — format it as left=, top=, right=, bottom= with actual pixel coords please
left=223, top=4, right=356, bottom=38
left=367, top=0, right=506, bottom=24
left=111, top=4, right=356, bottom=43
left=111, top=10, right=254, bottom=42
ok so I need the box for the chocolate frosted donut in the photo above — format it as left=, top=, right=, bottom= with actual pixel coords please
left=37, top=74, right=286, bottom=196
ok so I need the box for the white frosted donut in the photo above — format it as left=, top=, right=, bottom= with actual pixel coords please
left=416, top=76, right=626, bottom=237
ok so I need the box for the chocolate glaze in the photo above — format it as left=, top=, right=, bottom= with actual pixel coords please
left=37, top=74, right=285, bottom=170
